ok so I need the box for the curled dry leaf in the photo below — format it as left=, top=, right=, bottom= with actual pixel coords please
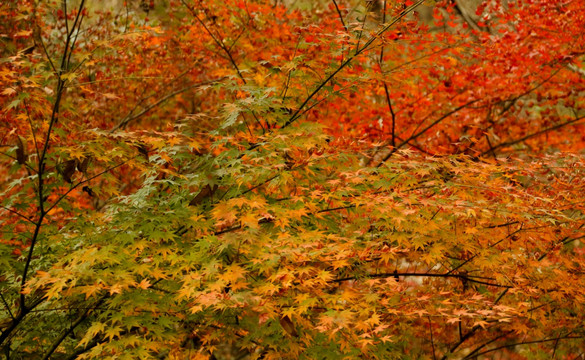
left=279, top=316, right=298, bottom=337
left=15, top=136, right=26, bottom=165
left=77, top=156, right=90, bottom=173
left=59, top=159, right=78, bottom=183
left=189, top=184, right=218, bottom=206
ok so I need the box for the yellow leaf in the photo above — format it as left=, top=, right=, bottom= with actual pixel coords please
left=240, top=212, right=259, bottom=229
left=220, top=264, right=247, bottom=283
left=472, top=320, right=489, bottom=329
left=316, top=270, right=334, bottom=283
left=464, top=227, right=479, bottom=234
left=282, top=307, right=297, bottom=319
left=189, top=140, right=202, bottom=152
left=248, top=196, right=267, bottom=209
left=137, top=279, right=151, bottom=290
left=81, top=284, right=103, bottom=299
left=366, top=313, right=381, bottom=327
left=104, top=326, right=122, bottom=341
left=1, top=87, right=16, bottom=96
left=212, top=202, right=237, bottom=222
left=15, top=30, right=32, bottom=37
left=379, top=335, right=393, bottom=343
left=109, top=283, right=124, bottom=295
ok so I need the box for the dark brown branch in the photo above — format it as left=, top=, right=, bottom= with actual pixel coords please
left=37, top=32, right=57, bottom=74
left=485, top=221, right=520, bottom=229
left=452, top=0, right=482, bottom=33
left=0, top=295, right=45, bottom=346
left=240, top=174, right=279, bottom=196
left=461, top=331, right=514, bottom=359
left=65, top=9, right=85, bottom=70
left=463, top=335, right=584, bottom=359
left=282, top=0, right=426, bottom=130
left=318, top=205, right=355, bottom=213
left=383, top=82, right=396, bottom=148
left=181, top=0, right=245, bottom=83
left=44, top=157, right=135, bottom=215
left=441, top=222, right=579, bottom=358
left=181, top=1, right=270, bottom=130
left=354, top=2, right=372, bottom=55
left=0, top=151, right=37, bottom=174
left=0, top=205, right=34, bottom=224
left=12, top=3, right=86, bottom=346
left=378, top=99, right=480, bottom=166
left=23, top=100, right=41, bottom=160
left=377, top=1, right=396, bottom=148
left=331, top=0, right=348, bottom=32
left=447, top=226, right=523, bottom=275
left=428, top=316, right=437, bottom=360
left=484, top=133, right=498, bottom=160
left=0, top=293, right=14, bottom=321
left=63, top=337, right=102, bottom=360
left=110, top=77, right=226, bottom=132
left=480, top=115, right=585, bottom=156
left=40, top=296, right=106, bottom=360
left=331, top=272, right=512, bottom=288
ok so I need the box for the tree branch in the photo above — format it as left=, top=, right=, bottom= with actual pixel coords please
left=377, top=99, right=479, bottom=166
left=463, top=335, right=584, bottom=359
left=332, top=272, right=512, bottom=288
left=110, top=77, right=226, bottom=132
left=480, top=115, right=585, bottom=156
left=331, top=0, right=348, bottom=32
left=40, top=296, right=106, bottom=360
left=282, top=0, right=426, bottom=129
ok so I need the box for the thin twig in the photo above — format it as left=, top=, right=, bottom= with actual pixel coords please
left=282, top=0, right=426, bottom=130
left=0, top=205, right=34, bottom=224
left=480, top=115, right=585, bottom=156
left=332, top=272, right=512, bottom=288
left=0, top=293, right=14, bottom=320
left=110, top=78, right=226, bottom=132
left=40, top=296, right=106, bottom=360
left=428, top=316, right=437, bottom=360
left=463, top=335, right=584, bottom=359
left=181, top=0, right=245, bottom=82
left=378, top=99, right=479, bottom=166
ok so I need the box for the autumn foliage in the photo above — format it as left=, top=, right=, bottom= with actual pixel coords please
left=1, top=0, right=585, bottom=358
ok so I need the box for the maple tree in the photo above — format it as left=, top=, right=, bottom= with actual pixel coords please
left=1, top=0, right=585, bottom=359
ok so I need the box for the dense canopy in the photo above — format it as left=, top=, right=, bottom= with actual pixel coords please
left=1, top=0, right=585, bottom=359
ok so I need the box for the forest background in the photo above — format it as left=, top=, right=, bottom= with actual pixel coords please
left=1, top=0, right=585, bottom=359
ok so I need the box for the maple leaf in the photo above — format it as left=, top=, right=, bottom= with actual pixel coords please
left=1, top=87, right=16, bottom=96
left=104, top=326, right=123, bottom=341
left=472, top=320, right=489, bottom=329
